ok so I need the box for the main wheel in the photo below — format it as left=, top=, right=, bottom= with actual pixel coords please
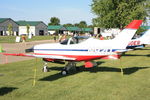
left=61, top=69, right=68, bottom=75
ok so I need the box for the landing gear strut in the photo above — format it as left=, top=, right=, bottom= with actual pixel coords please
left=43, top=62, right=49, bottom=72
left=42, top=61, right=77, bottom=74
left=61, top=62, right=76, bottom=75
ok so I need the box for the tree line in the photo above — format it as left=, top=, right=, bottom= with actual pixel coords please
left=48, top=17, right=93, bottom=28
left=48, top=0, right=150, bottom=34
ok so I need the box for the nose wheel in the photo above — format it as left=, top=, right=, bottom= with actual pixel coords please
left=42, top=62, right=49, bottom=72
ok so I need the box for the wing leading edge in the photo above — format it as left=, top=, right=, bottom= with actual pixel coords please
left=2, top=53, right=76, bottom=61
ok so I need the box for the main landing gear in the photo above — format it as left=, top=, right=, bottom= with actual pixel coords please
left=42, top=61, right=76, bottom=75
left=61, top=62, right=76, bottom=75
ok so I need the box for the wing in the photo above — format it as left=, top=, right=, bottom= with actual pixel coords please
left=2, top=53, right=76, bottom=61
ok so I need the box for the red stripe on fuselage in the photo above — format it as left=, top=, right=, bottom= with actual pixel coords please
left=33, top=53, right=109, bottom=61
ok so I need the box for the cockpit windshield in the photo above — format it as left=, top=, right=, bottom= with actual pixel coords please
left=60, top=39, right=75, bottom=45
left=60, top=36, right=89, bottom=45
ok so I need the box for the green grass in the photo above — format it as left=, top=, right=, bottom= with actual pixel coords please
left=26, top=36, right=56, bottom=42
left=0, top=36, right=16, bottom=43
left=0, top=36, right=56, bottom=43
left=1, top=47, right=150, bottom=100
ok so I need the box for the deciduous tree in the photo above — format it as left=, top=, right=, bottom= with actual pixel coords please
left=7, top=23, right=13, bottom=36
left=26, top=24, right=30, bottom=35
left=78, top=21, right=87, bottom=28
left=48, top=17, right=60, bottom=25
left=91, top=0, right=150, bottom=29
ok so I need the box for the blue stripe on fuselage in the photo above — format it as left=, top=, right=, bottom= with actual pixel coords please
left=34, top=49, right=124, bottom=52
left=34, top=49, right=88, bottom=51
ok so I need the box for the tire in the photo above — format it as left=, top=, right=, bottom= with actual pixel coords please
left=61, top=69, right=68, bottom=75
left=43, top=66, right=49, bottom=72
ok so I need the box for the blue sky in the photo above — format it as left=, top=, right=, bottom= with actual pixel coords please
left=0, top=0, right=94, bottom=25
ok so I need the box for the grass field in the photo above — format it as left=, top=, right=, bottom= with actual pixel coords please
left=0, top=36, right=55, bottom=43
left=0, top=47, right=150, bottom=100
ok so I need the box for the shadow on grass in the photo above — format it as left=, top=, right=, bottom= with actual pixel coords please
left=134, top=48, right=150, bottom=50
left=123, top=67, right=149, bottom=75
left=39, top=65, right=150, bottom=81
left=76, top=66, right=150, bottom=75
left=123, top=54, right=150, bottom=57
left=39, top=61, right=105, bottom=81
left=0, top=87, right=18, bottom=96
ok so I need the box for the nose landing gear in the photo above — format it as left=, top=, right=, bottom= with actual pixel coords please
left=42, top=62, right=49, bottom=72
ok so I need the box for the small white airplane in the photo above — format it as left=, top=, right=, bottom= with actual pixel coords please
left=66, top=29, right=150, bottom=59
left=104, top=29, right=150, bottom=59
left=127, top=29, right=150, bottom=49
left=3, top=20, right=143, bottom=75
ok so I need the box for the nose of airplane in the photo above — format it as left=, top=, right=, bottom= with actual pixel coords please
left=25, top=46, right=34, bottom=53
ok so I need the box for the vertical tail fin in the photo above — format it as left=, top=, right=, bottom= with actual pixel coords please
left=113, top=20, right=143, bottom=49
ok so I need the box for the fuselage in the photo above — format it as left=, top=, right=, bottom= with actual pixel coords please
left=33, top=38, right=124, bottom=61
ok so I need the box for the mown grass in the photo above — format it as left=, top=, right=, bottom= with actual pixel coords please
left=0, top=36, right=16, bottom=43
left=0, top=47, right=150, bottom=100
left=0, top=36, right=56, bottom=43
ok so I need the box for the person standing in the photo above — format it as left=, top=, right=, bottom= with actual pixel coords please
left=99, top=34, right=104, bottom=40
left=53, top=34, right=57, bottom=42
left=22, top=35, right=26, bottom=42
